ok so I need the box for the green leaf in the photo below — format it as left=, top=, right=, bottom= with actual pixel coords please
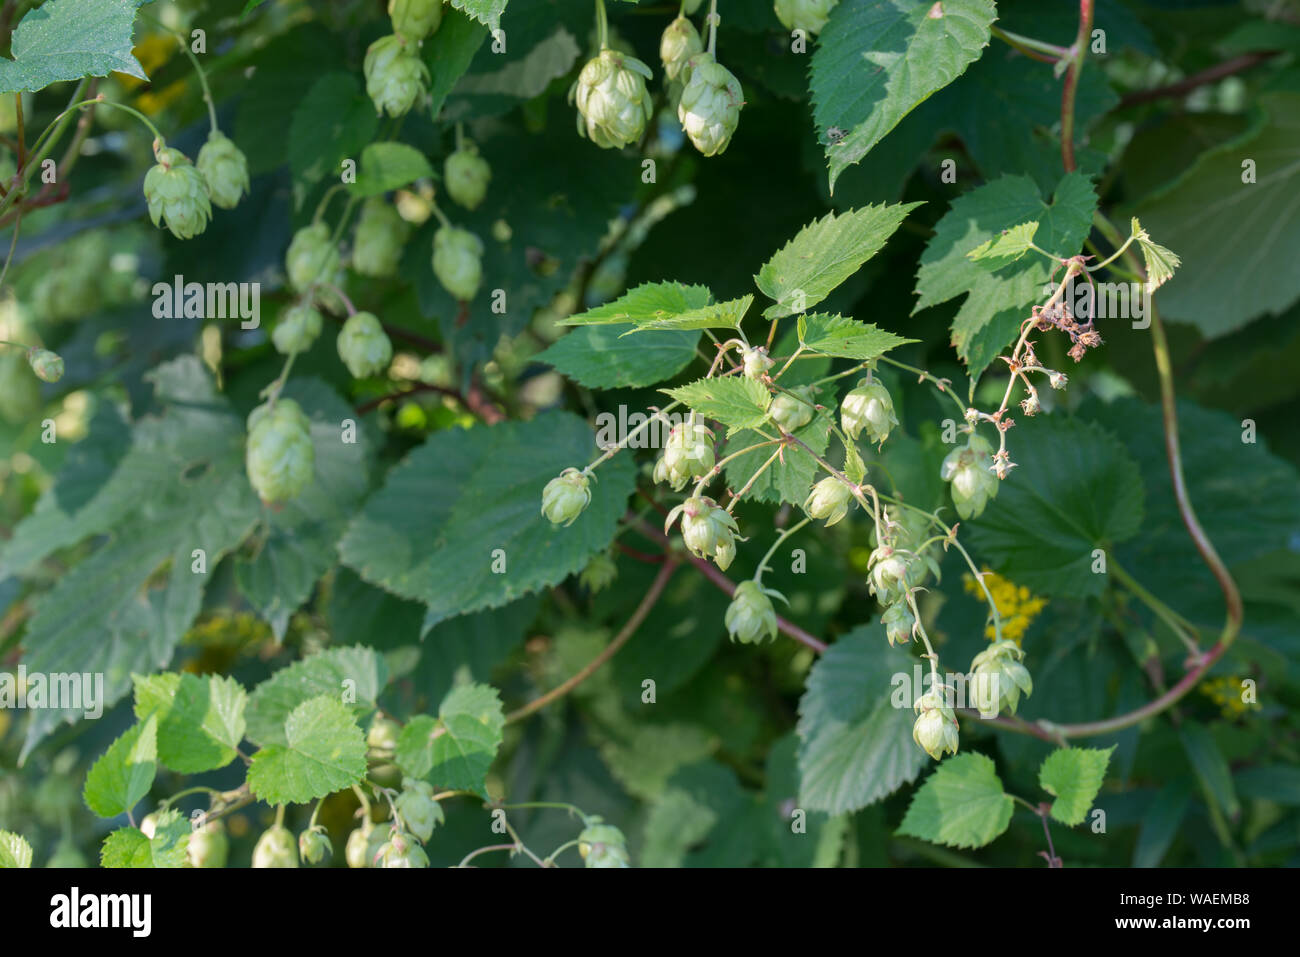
left=538, top=325, right=700, bottom=389
left=396, top=684, right=505, bottom=797
left=796, top=625, right=928, bottom=815
left=967, top=221, right=1039, bottom=268
left=99, top=810, right=190, bottom=868
left=339, top=412, right=635, bottom=629
left=625, top=295, right=753, bottom=334
left=1038, top=746, right=1114, bottom=826
left=0, top=831, right=32, bottom=868
left=1179, top=725, right=1241, bottom=819
left=453, top=27, right=578, bottom=99
left=965, top=416, right=1145, bottom=598
left=450, top=0, right=507, bottom=32
left=896, top=752, right=1014, bottom=849
left=247, top=695, right=368, bottom=805
left=599, top=723, right=718, bottom=801
left=811, top=0, right=996, bottom=190
left=914, top=172, right=1097, bottom=380
left=415, top=596, right=539, bottom=707
left=132, top=673, right=246, bottom=774
left=797, top=313, right=917, bottom=360
left=1130, top=217, right=1180, bottom=291
left=723, top=415, right=830, bottom=506
left=349, top=142, right=437, bottom=199
left=663, top=376, right=773, bottom=434
left=1134, top=781, right=1192, bottom=867
left=0, top=0, right=148, bottom=94
left=83, top=715, right=158, bottom=819
left=245, top=645, right=388, bottom=748
left=755, top=204, right=922, bottom=318
left=558, top=281, right=713, bottom=326
left=641, top=788, right=719, bottom=868
left=426, top=9, right=489, bottom=119
left=288, top=73, right=379, bottom=186
left=1134, top=92, right=1300, bottom=337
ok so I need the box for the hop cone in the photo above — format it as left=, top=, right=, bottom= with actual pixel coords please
left=286, top=222, right=340, bottom=293
left=272, top=302, right=323, bottom=355
left=444, top=142, right=492, bottom=210
left=432, top=225, right=484, bottom=301
left=246, top=398, right=315, bottom=505
left=196, top=130, right=249, bottom=209
left=364, top=34, right=430, bottom=117
left=660, top=16, right=703, bottom=82
left=337, top=311, right=393, bottom=378
left=389, top=0, right=442, bottom=42
left=570, top=49, right=654, bottom=149
left=677, top=53, right=743, bottom=157
left=143, top=147, right=212, bottom=240
left=352, top=197, right=410, bottom=277
left=774, top=0, right=838, bottom=35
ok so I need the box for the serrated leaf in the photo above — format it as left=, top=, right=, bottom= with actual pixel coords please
left=558, top=281, right=713, bottom=326
left=967, top=221, right=1039, bottom=268
left=796, top=625, right=928, bottom=814
left=641, top=788, right=718, bottom=868
left=625, top=294, right=753, bottom=334
left=247, top=696, right=368, bottom=804
left=397, top=684, right=505, bottom=796
left=896, top=752, right=1014, bottom=849
left=1038, top=746, right=1114, bottom=826
left=538, top=325, right=700, bottom=389
left=599, top=723, right=717, bottom=800
left=426, top=9, right=488, bottom=119
left=811, top=0, right=996, bottom=190
left=0, top=0, right=147, bottom=94
left=663, top=376, right=773, bottom=434
left=756, top=204, right=921, bottom=318
left=0, top=831, right=32, bottom=868
left=723, top=415, right=830, bottom=506
left=394, top=714, right=440, bottom=780
left=245, top=646, right=388, bottom=748
left=965, top=417, right=1145, bottom=598
left=288, top=73, right=379, bottom=185
left=349, top=142, right=436, bottom=199
left=99, top=810, right=190, bottom=868
left=451, top=0, right=507, bottom=32
left=798, top=313, right=917, bottom=360
left=132, top=673, right=246, bottom=774
left=914, top=172, right=1097, bottom=380
left=340, top=412, right=634, bottom=629
left=83, top=716, right=157, bottom=819
left=1129, top=217, right=1181, bottom=292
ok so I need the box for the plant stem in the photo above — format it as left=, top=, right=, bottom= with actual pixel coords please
left=754, top=516, right=810, bottom=580
left=706, top=0, right=718, bottom=56
left=1109, top=557, right=1201, bottom=653
left=990, top=26, right=1069, bottom=63
left=1060, top=0, right=1095, bottom=172
left=594, top=0, right=608, bottom=50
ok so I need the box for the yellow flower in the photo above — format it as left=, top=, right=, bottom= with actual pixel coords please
left=1199, top=676, right=1259, bottom=718
left=963, top=567, right=1047, bottom=645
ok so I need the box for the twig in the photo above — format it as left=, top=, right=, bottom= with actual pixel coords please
left=1119, top=51, right=1280, bottom=108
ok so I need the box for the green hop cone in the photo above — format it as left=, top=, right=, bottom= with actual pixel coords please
left=660, top=15, right=704, bottom=82
left=541, top=467, right=592, bottom=527
left=677, top=53, right=743, bottom=157
left=742, top=344, right=773, bottom=379
left=774, top=0, right=839, bottom=35
left=667, top=495, right=740, bottom=570
left=196, top=130, right=249, bottom=210
left=367, top=715, right=401, bottom=752
left=337, top=311, right=393, bottom=378
left=0, top=350, right=39, bottom=423
left=725, top=580, right=779, bottom=645
left=769, top=386, right=815, bottom=433
left=570, top=49, right=654, bottom=149
left=881, top=601, right=915, bottom=646
left=658, top=416, right=715, bottom=490
left=245, top=398, right=315, bottom=505
left=912, top=687, right=959, bottom=761
left=143, top=146, right=212, bottom=240
left=364, top=34, right=430, bottom=117
left=187, top=820, right=228, bottom=868
left=444, top=142, right=492, bottom=211
left=577, top=820, right=630, bottom=868
left=252, top=824, right=299, bottom=868
left=298, top=826, right=332, bottom=865
left=389, top=0, right=442, bottom=42
left=432, top=225, right=484, bottom=301
left=286, top=222, right=341, bottom=293
left=352, top=197, right=410, bottom=277
left=26, top=348, right=63, bottom=383
left=867, top=545, right=910, bottom=606
left=377, top=829, right=429, bottom=868
left=804, top=476, right=853, bottom=528
left=840, top=377, right=898, bottom=445
left=345, top=824, right=372, bottom=869
left=940, top=433, right=999, bottom=520
left=969, top=639, right=1033, bottom=716
left=272, top=302, right=323, bottom=355
left=579, top=551, right=618, bottom=593
left=395, top=779, right=444, bottom=842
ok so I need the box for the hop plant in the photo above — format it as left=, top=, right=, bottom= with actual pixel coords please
left=969, top=639, right=1033, bottom=716
left=725, top=581, right=780, bottom=645
left=352, top=197, right=410, bottom=277
left=345, top=824, right=372, bottom=869
left=286, top=222, right=341, bottom=293
left=444, top=141, right=492, bottom=211
left=389, top=0, right=442, bottom=42
left=395, top=779, right=444, bottom=842
left=867, top=545, right=910, bottom=606
left=26, top=348, right=63, bottom=383
left=364, top=34, right=430, bottom=117
left=252, top=824, right=299, bottom=868
left=769, top=386, right=814, bottom=433
left=804, top=476, right=853, bottom=528
left=881, top=601, right=915, bottom=646
left=841, top=377, right=898, bottom=445
left=432, top=225, right=484, bottom=301
left=913, top=687, right=959, bottom=761
left=272, top=302, right=323, bottom=356
left=245, top=398, right=315, bottom=505
left=741, top=344, right=773, bottom=379
left=577, top=820, right=630, bottom=868
left=656, top=416, right=716, bottom=490
left=940, top=433, right=999, bottom=520
left=298, top=826, right=332, bottom=865
left=196, top=130, right=249, bottom=209
left=337, top=311, right=393, bottom=378
left=143, top=146, right=212, bottom=240
left=660, top=15, right=703, bottom=82
left=677, top=53, right=743, bottom=157
left=541, top=468, right=592, bottom=526
left=774, top=0, right=839, bottom=35
left=367, top=716, right=401, bottom=752
left=377, top=829, right=429, bottom=868
left=187, top=820, right=228, bottom=868
left=570, top=49, right=654, bottom=149
left=665, top=495, right=740, bottom=570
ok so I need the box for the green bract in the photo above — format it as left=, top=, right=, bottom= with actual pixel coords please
left=196, top=130, right=249, bottom=209
left=840, top=378, right=898, bottom=445
left=774, top=0, right=838, bottom=35
left=364, top=34, right=429, bottom=117
left=660, top=15, right=703, bottom=83
left=570, top=49, right=654, bottom=149
left=143, top=146, right=212, bottom=240
left=969, top=639, right=1033, bottom=716
left=541, top=467, right=591, bottom=526
left=940, top=433, right=999, bottom=520
left=377, top=829, right=429, bottom=868
left=725, top=581, right=779, bottom=645
left=912, top=688, right=959, bottom=761
left=337, top=311, right=393, bottom=378
left=389, top=0, right=441, bottom=42
left=804, top=476, right=853, bottom=527
left=395, top=779, right=444, bottom=842
left=432, top=225, right=484, bottom=301
left=444, top=142, right=492, bottom=211
left=272, top=302, right=324, bottom=355
left=677, top=53, right=743, bottom=157
left=298, top=826, right=332, bottom=865
left=251, top=825, right=299, bottom=868
left=26, top=347, right=63, bottom=383
left=352, top=197, right=410, bottom=277
left=245, top=398, right=315, bottom=505
left=577, top=821, right=630, bottom=868
left=286, top=222, right=341, bottom=293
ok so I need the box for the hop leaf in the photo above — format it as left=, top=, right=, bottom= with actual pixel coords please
left=1131, top=217, right=1181, bottom=291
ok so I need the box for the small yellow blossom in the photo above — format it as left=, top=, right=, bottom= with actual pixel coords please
left=1199, top=676, right=1260, bottom=718
left=963, top=567, right=1047, bottom=645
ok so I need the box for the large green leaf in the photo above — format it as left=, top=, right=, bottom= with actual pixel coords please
left=247, top=696, right=368, bottom=805
left=245, top=645, right=388, bottom=748
left=99, top=811, right=190, bottom=869
left=0, top=0, right=148, bottom=94
left=426, top=8, right=489, bottom=119
left=1039, top=746, right=1113, bottom=827
left=132, top=673, right=246, bottom=774
left=755, top=204, right=922, bottom=318
left=796, top=625, right=928, bottom=815
left=964, top=416, right=1145, bottom=598
left=288, top=73, right=379, bottom=186
left=395, top=683, right=505, bottom=797
left=558, top=282, right=713, bottom=327
left=663, top=376, right=773, bottom=434
left=797, top=313, right=917, bottom=360
left=339, top=412, right=635, bottom=629
left=914, top=172, right=1098, bottom=380
left=349, top=142, right=437, bottom=199
left=83, top=716, right=157, bottom=819
left=538, top=325, right=700, bottom=389
left=452, top=26, right=578, bottom=99
left=810, top=0, right=996, bottom=190
left=896, top=752, right=1014, bottom=848
left=0, top=831, right=33, bottom=868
